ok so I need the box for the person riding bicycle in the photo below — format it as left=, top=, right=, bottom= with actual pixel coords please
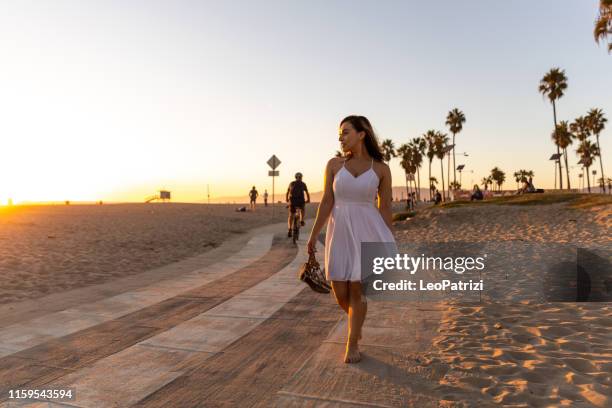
left=286, top=172, right=310, bottom=237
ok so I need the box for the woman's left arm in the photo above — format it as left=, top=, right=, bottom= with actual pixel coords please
left=377, top=163, right=393, bottom=231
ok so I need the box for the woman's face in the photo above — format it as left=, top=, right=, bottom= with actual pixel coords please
left=338, top=121, right=364, bottom=153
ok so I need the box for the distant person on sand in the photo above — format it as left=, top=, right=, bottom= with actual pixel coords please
left=527, top=177, right=536, bottom=193
left=434, top=190, right=442, bottom=205
left=249, top=186, right=258, bottom=210
left=517, top=177, right=536, bottom=194
left=263, top=190, right=269, bottom=206
left=471, top=184, right=483, bottom=201
left=286, top=172, right=310, bottom=237
left=307, top=115, right=396, bottom=364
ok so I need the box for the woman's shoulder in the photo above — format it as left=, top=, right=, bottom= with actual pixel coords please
left=326, top=156, right=345, bottom=170
left=372, top=159, right=391, bottom=176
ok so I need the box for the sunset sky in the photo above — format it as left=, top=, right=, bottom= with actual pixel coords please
left=0, top=1, right=610, bottom=204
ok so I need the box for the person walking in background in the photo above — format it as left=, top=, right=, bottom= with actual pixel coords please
left=286, top=173, right=310, bottom=237
left=263, top=190, right=269, bottom=206
left=307, top=115, right=396, bottom=363
left=249, top=186, right=258, bottom=211
left=434, top=189, right=442, bottom=205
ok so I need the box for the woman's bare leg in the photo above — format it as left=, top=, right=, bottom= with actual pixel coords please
left=345, top=282, right=366, bottom=363
left=331, top=281, right=349, bottom=313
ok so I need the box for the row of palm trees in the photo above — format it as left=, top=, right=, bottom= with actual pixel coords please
left=539, top=68, right=607, bottom=193
left=512, top=169, right=535, bottom=189
left=374, top=109, right=467, bottom=202
left=481, top=167, right=507, bottom=192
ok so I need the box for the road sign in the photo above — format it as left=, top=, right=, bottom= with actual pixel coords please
left=267, top=155, right=281, bottom=170
left=268, top=170, right=279, bottom=176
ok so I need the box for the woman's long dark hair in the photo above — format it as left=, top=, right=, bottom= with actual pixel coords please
left=340, top=115, right=384, bottom=162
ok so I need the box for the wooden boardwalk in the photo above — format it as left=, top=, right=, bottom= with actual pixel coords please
left=0, top=221, right=445, bottom=407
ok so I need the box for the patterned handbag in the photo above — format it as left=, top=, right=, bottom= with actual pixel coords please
left=299, top=252, right=332, bottom=294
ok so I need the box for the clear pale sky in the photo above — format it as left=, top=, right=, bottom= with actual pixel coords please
left=0, top=0, right=610, bottom=203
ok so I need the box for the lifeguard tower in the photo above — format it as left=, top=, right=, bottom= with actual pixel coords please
left=145, top=190, right=171, bottom=203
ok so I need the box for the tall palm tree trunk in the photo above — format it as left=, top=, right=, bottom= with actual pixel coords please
left=452, top=133, right=456, bottom=184
left=586, top=166, right=591, bottom=193
left=596, top=135, right=606, bottom=193
left=416, top=167, right=421, bottom=201
left=440, top=159, right=445, bottom=201
left=404, top=172, right=410, bottom=208
left=428, top=161, right=432, bottom=200
left=552, top=101, right=563, bottom=189
left=447, top=152, right=451, bottom=197
left=563, top=148, right=571, bottom=190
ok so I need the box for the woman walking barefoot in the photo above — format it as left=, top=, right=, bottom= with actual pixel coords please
left=306, top=115, right=396, bottom=363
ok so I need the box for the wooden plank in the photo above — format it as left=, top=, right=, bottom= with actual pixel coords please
left=273, top=342, right=440, bottom=408
left=0, top=235, right=296, bottom=404
left=141, top=315, right=265, bottom=353
left=40, top=345, right=213, bottom=408
left=269, top=301, right=445, bottom=408
left=131, top=290, right=341, bottom=407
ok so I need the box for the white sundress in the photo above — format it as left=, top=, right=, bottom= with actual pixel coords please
left=325, top=158, right=397, bottom=282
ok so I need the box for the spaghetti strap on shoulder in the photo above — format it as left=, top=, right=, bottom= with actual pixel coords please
left=370, top=159, right=374, bottom=169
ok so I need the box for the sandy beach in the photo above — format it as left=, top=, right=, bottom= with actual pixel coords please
left=393, top=197, right=611, bottom=407
left=0, top=195, right=609, bottom=407
left=0, top=203, right=308, bottom=305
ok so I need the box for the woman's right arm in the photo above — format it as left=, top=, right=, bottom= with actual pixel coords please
left=307, top=158, right=336, bottom=254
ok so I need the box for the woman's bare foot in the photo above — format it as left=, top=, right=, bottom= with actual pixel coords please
left=344, top=339, right=361, bottom=363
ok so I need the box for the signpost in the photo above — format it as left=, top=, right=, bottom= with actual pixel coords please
left=457, top=164, right=465, bottom=187
left=267, top=155, right=281, bottom=214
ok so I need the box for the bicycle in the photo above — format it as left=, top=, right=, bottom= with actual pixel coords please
left=287, top=205, right=302, bottom=245
left=292, top=209, right=300, bottom=245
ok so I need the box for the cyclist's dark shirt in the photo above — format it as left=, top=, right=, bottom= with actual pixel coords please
left=288, top=180, right=308, bottom=204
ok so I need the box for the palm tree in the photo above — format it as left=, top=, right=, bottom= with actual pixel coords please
left=539, top=68, right=568, bottom=189
left=429, top=177, right=438, bottom=196
left=552, top=121, right=574, bottom=189
left=571, top=116, right=591, bottom=185
left=409, top=137, right=426, bottom=200
left=513, top=171, right=522, bottom=190
left=491, top=167, right=506, bottom=192
left=481, top=176, right=492, bottom=191
left=449, top=181, right=461, bottom=190
left=587, top=108, right=607, bottom=192
left=577, top=140, right=600, bottom=193
left=514, top=169, right=535, bottom=188
left=381, top=139, right=397, bottom=163
left=397, top=143, right=413, bottom=203
left=424, top=130, right=437, bottom=200
left=445, top=108, right=466, bottom=185
left=434, top=131, right=450, bottom=201
left=594, top=0, right=612, bottom=52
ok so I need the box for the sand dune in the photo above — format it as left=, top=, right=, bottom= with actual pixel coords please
left=0, top=203, right=306, bottom=304
left=394, top=200, right=611, bottom=407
